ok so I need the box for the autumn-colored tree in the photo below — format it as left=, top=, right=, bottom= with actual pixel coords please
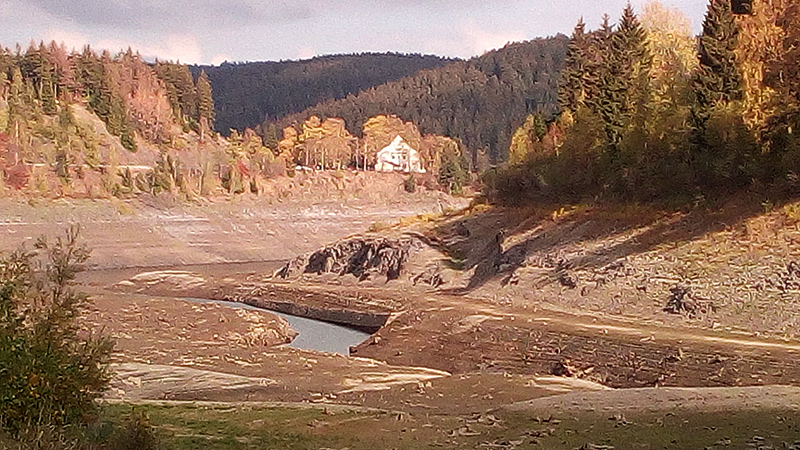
left=641, top=1, right=698, bottom=115
left=508, top=114, right=547, bottom=165
left=361, top=115, right=422, bottom=169
left=278, top=126, right=299, bottom=162
left=112, top=50, right=176, bottom=144
left=292, top=116, right=356, bottom=168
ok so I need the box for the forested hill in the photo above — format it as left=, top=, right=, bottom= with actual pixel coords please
left=273, top=36, right=570, bottom=164
left=191, top=53, right=454, bottom=136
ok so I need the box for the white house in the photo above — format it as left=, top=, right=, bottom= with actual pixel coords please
left=375, top=136, right=426, bottom=174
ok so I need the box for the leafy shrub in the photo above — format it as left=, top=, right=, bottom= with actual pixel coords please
left=403, top=175, right=417, bottom=193
left=107, top=409, right=163, bottom=450
left=0, top=228, right=113, bottom=440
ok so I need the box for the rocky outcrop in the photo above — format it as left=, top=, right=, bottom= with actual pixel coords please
left=277, top=236, right=424, bottom=283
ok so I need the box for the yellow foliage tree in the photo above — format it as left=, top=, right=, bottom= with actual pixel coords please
left=733, top=0, right=789, bottom=132
left=508, top=115, right=546, bottom=165
left=282, top=116, right=356, bottom=169
left=361, top=115, right=422, bottom=168
left=641, top=1, right=698, bottom=117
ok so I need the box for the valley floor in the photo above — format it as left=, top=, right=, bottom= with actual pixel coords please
left=3, top=182, right=800, bottom=448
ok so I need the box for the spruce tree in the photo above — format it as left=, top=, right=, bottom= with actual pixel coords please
left=692, top=0, right=743, bottom=125
left=20, top=43, right=57, bottom=115
left=584, top=14, right=614, bottom=128
left=76, top=47, right=136, bottom=152
left=264, top=124, right=280, bottom=150
left=154, top=62, right=198, bottom=129
left=7, top=67, right=29, bottom=136
left=689, top=0, right=748, bottom=190
left=196, top=70, right=215, bottom=130
left=558, top=19, right=589, bottom=114
left=605, top=4, right=650, bottom=147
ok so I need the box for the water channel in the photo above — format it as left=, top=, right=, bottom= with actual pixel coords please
left=185, top=298, right=371, bottom=355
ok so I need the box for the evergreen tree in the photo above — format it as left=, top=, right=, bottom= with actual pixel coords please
left=154, top=62, right=198, bottom=130
left=76, top=47, right=137, bottom=152
left=196, top=70, right=215, bottom=131
left=692, top=0, right=743, bottom=126
left=687, top=0, right=747, bottom=189
left=605, top=4, right=651, bottom=147
left=583, top=15, right=615, bottom=123
left=6, top=67, right=30, bottom=137
left=558, top=19, right=589, bottom=114
left=263, top=123, right=280, bottom=150
left=0, top=48, right=13, bottom=77
left=20, top=43, right=57, bottom=115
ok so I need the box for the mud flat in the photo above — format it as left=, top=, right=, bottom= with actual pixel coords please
left=180, top=297, right=374, bottom=355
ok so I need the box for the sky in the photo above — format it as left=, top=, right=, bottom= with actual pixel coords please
left=0, top=0, right=707, bottom=65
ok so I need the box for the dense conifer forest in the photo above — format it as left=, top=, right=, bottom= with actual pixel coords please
left=191, top=53, right=454, bottom=137
left=486, top=0, right=800, bottom=204
left=271, top=37, right=570, bottom=166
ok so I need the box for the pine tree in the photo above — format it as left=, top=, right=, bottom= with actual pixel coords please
left=558, top=19, right=589, bottom=114
left=154, top=62, right=198, bottom=130
left=20, top=43, right=57, bottom=115
left=263, top=124, right=280, bottom=150
left=692, top=0, right=743, bottom=126
left=7, top=67, right=29, bottom=137
left=76, top=47, right=137, bottom=152
left=688, top=0, right=750, bottom=190
left=196, top=70, right=215, bottom=133
left=583, top=15, right=615, bottom=122
left=605, top=4, right=651, bottom=147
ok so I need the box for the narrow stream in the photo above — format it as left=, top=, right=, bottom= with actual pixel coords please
left=185, top=298, right=371, bottom=356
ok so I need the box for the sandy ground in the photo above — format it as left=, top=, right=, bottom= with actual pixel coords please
left=0, top=172, right=467, bottom=269
left=5, top=181, right=800, bottom=429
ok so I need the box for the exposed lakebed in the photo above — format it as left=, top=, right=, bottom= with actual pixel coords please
left=185, top=298, right=371, bottom=355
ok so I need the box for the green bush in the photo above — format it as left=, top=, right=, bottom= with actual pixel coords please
left=107, top=409, right=163, bottom=450
left=403, top=175, right=417, bottom=193
left=0, top=228, right=113, bottom=440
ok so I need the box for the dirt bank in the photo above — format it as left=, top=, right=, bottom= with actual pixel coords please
left=11, top=186, right=800, bottom=431
left=0, top=171, right=468, bottom=269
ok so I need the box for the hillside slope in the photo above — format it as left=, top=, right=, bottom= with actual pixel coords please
left=192, top=53, right=454, bottom=136
left=274, top=36, right=569, bottom=163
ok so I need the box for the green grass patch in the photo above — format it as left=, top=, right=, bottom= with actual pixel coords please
left=96, top=404, right=800, bottom=450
